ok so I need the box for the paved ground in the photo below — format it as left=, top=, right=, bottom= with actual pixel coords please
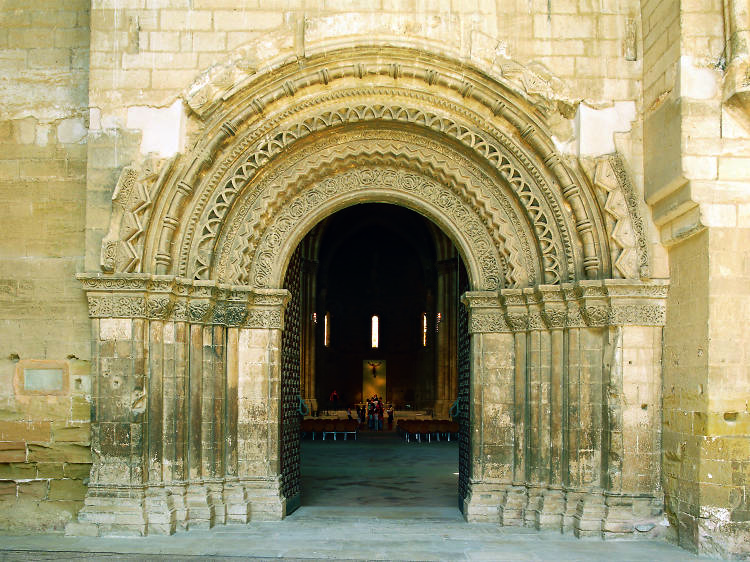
left=0, top=430, right=710, bottom=561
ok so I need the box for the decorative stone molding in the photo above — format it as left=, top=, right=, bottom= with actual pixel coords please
left=183, top=17, right=575, bottom=121
left=121, top=47, right=629, bottom=286
left=183, top=101, right=565, bottom=287
left=77, top=274, right=288, bottom=328
left=100, top=157, right=175, bottom=274
left=463, top=280, right=668, bottom=333
left=242, top=164, right=504, bottom=291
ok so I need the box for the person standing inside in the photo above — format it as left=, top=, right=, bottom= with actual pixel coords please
left=387, top=405, right=394, bottom=430
left=329, top=389, right=339, bottom=411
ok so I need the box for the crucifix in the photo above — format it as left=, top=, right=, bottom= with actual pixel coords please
left=367, top=360, right=382, bottom=377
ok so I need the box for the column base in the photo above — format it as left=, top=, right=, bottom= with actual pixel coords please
left=66, top=485, right=148, bottom=537
left=524, top=486, right=543, bottom=528
left=224, top=480, right=250, bottom=524
left=245, top=477, right=286, bottom=521
left=537, top=488, right=565, bottom=530
left=185, top=483, right=216, bottom=529
left=462, top=480, right=506, bottom=522
left=500, top=485, right=527, bottom=526
left=145, top=485, right=177, bottom=535
left=167, top=483, right=188, bottom=530
left=573, top=493, right=605, bottom=538
left=207, top=481, right=227, bottom=525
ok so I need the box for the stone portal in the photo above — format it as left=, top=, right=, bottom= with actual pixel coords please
left=70, top=46, right=666, bottom=540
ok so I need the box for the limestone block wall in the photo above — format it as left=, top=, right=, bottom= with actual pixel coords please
left=0, top=1, right=93, bottom=531
left=643, top=0, right=750, bottom=556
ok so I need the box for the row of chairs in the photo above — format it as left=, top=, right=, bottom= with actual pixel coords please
left=300, top=418, right=359, bottom=440
left=397, top=419, right=460, bottom=443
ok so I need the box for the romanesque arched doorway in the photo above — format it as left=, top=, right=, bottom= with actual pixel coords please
left=74, top=45, right=667, bottom=537
left=279, top=203, right=471, bottom=514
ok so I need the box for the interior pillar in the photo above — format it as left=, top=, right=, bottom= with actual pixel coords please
left=435, top=257, right=458, bottom=418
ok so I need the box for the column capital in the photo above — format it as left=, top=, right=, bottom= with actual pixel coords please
left=76, top=273, right=290, bottom=327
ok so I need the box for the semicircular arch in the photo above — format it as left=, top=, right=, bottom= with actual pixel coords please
left=137, top=46, right=643, bottom=288
left=197, top=124, right=541, bottom=291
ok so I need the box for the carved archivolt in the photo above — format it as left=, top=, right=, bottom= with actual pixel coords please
left=586, top=155, right=650, bottom=279
left=176, top=95, right=572, bottom=287
left=207, top=133, right=539, bottom=291
left=248, top=165, right=503, bottom=290
left=96, top=46, right=652, bottom=295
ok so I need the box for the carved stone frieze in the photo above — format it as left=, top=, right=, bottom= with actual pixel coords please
left=146, top=296, right=173, bottom=320
left=457, top=280, right=668, bottom=333
left=609, top=304, right=666, bottom=326
left=507, top=312, right=529, bottom=331
left=87, top=295, right=146, bottom=318
left=469, top=312, right=510, bottom=333
left=542, top=308, right=568, bottom=329
left=188, top=301, right=212, bottom=323
left=77, top=274, right=289, bottom=327
left=583, top=305, right=609, bottom=327
left=243, top=165, right=503, bottom=291
left=244, top=309, right=283, bottom=330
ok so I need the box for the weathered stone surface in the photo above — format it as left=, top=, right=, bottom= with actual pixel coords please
left=0, top=0, right=748, bottom=556
left=0, top=463, right=36, bottom=479
left=0, top=481, right=17, bottom=497
left=0, top=442, right=26, bottom=463
left=52, top=423, right=91, bottom=444
left=64, top=463, right=92, bottom=480
left=27, top=444, right=91, bottom=464
left=48, top=479, right=87, bottom=501
left=0, top=421, right=51, bottom=442
left=36, top=463, right=64, bottom=479
left=18, top=480, right=48, bottom=499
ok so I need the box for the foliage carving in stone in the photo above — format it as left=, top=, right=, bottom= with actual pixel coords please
left=245, top=310, right=283, bottom=330
left=470, top=312, right=509, bottom=333
left=243, top=165, right=503, bottom=291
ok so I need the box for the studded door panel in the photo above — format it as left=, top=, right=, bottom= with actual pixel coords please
left=457, top=268, right=471, bottom=511
left=281, top=246, right=303, bottom=507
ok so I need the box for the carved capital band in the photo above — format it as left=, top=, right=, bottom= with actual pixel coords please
left=77, top=274, right=289, bottom=329
left=462, top=280, right=668, bottom=333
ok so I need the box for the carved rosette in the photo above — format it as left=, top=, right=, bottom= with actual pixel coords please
left=461, top=281, right=668, bottom=334
left=77, top=274, right=289, bottom=329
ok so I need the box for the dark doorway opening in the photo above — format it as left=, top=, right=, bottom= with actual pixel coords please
left=281, top=203, right=469, bottom=513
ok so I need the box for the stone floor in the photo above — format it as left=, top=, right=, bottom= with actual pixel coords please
left=0, top=429, right=710, bottom=561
